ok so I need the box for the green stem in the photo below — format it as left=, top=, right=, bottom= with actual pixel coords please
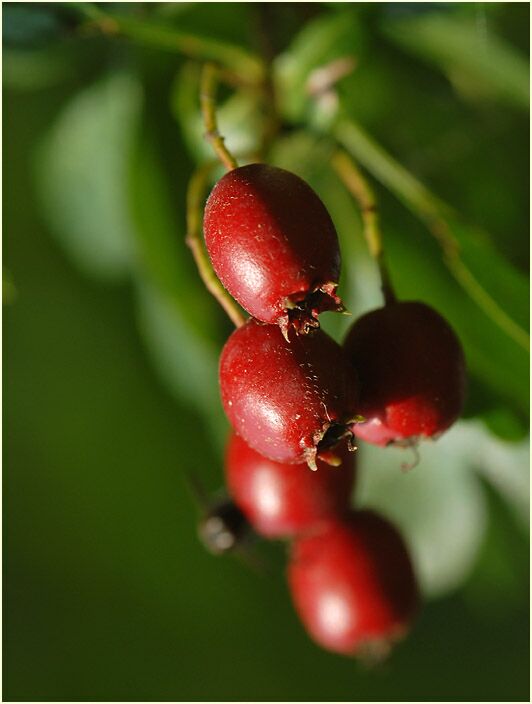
left=186, top=163, right=245, bottom=328
left=200, top=63, right=239, bottom=172
left=332, top=151, right=396, bottom=306
left=67, top=3, right=264, bottom=83
left=334, top=117, right=529, bottom=351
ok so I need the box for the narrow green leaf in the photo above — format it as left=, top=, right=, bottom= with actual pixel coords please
left=275, top=10, right=362, bottom=122
left=135, top=279, right=226, bottom=451
left=35, top=72, right=141, bottom=281
left=334, top=118, right=530, bottom=353
left=383, top=13, right=529, bottom=110
left=128, top=114, right=227, bottom=447
left=128, top=121, right=219, bottom=344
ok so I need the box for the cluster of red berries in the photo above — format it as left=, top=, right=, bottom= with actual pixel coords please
left=197, top=162, right=466, bottom=658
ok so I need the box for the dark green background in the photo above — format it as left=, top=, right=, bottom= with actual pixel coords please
left=4, top=2, right=530, bottom=700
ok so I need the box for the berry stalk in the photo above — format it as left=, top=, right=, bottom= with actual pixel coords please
left=186, top=163, right=246, bottom=327
left=200, top=62, right=239, bottom=172
left=332, top=151, right=396, bottom=306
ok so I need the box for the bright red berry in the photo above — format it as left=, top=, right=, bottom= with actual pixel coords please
left=219, top=318, right=359, bottom=469
left=225, top=433, right=356, bottom=538
left=343, top=301, right=466, bottom=447
left=287, top=510, right=419, bottom=658
left=204, top=163, right=343, bottom=337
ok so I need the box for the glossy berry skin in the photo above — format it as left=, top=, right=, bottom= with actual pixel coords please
left=343, top=301, right=466, bottom=446
left=204, top=163, right=343, bottom=336
left=219, top=319, right=359, bottom=469
left=225, top=433, right=356, bottom=538
left=287, top=510, right=419, bottom=657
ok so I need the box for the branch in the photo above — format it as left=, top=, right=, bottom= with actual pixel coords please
left=67, top=3, right=264, bottom=84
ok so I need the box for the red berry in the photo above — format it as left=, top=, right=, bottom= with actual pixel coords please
left=343, top=301, right=466, bottom=447
left=219, top=319, right=359, bottom=469
left=225, top=433, right=356, bottom=538
left=287, top=510, right=419, bottom=658
left=204, top=163, right=343, bottom=337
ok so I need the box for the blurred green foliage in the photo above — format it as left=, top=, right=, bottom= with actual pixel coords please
left=4, top=2, right=529, bottom=700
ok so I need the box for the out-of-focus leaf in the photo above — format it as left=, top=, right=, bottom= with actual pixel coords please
left=154, top=3, right=199, bottom=20
left=480, top=407, right=529, bottom=443
left=361, top=414, right=529, bottom=599
left=3, top=48, right=74, bottom=90
left=153, top=1, right=254, bottom=50
left=383, top=13, right=529, bottom=110
left=275, top=10, right=362, bottom=122
left=128, top=119, right=220, bottom=344
left=128, top=114, right=227, bottom=448
left=35, top=72, right=141, bottom=281
left=135, top=279, right=226, bottom=450
left=464, top=421, right=529, bottom=528
left=170, top=62, right=206, bottom=161
left=103, top=12, right=263, bottom=83
left=3, top=268, right=17, bottom=305
left=449, top=218, right=529, bottom=332
left=3, top=5, right=63, bottom=48
left=171, top=62, right=262, bottom=164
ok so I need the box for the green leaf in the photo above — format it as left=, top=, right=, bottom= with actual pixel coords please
left=3, top=47, right=74, bottom=90
left=171, top=62, right=262, bottom=164
left=449, top=218, right=529, bottom=333
left=128, top=117, right=220, bottom=343
left=35, top=72, right=141, bottom=281
left=3, top=268, right=17, bottom=305
left=3, top=5, right=63, bottom=48
left=128, top=114, right=228, bottom=448
left=480, top=407, right=529, bottom=443
left=383, top=12, right=529, bottom=110
left=134, top=279, right=226, bottom=451
left=359, top=418, right=527, bottom=597
left=275, top=10, right=362, bottom=122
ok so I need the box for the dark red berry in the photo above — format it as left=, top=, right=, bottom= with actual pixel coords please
left=204, top=163, right=343, bottom=337
left=225, top=433, right=356, bottom=538
left=287, top=510, right=419, bottom=658
left=343, top=301, right=466, bottom=447
left=219, top=319, right=359, bottom=469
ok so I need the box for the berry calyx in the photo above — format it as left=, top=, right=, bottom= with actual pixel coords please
left=219, top=318, right=359, bottom=469
left=225, top=433, right=356, bottom=538
left=287, top=510, right=419, bottom=658
left=343, top=301, right=466, bottom=447
left=204, top=163, right=344, bottom=336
